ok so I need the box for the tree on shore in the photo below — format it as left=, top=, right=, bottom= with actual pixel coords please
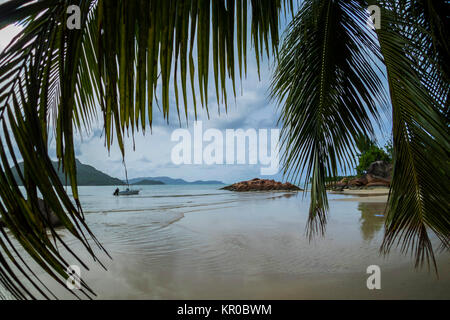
left=355, top=135, right=391, bottom=176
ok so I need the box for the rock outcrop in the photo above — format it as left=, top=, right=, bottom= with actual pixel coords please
left=221, top=178, right=301, bottom=192
left=365, top=173, right=391, bottom=187
left=331, top=161, right=392, bottom=190
left=367, top=161, right=392, bottom=179
left=348, top=176, right=368, bottom=187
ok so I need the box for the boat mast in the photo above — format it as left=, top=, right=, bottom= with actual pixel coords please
left=123, top=159, right=130, bottom=188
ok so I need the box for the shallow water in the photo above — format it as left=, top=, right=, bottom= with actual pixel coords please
left=2, top=185, right=450, bottom=299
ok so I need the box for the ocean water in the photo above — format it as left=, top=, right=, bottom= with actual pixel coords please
left=2, top=185, right=450, bottom=299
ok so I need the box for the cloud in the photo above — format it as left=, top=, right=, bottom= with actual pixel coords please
left=0, top=24, right=22, bottom=52
left=0, top=8, right=390, bottom=184
left=65, top=40, right=284, bottom=183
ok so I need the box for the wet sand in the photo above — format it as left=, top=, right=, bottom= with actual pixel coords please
left=330, top=188, right=389, bottom=195
left=3, top=186, right=449, bottom=299
left=330, top=188, right=389, bottom=202
left=334, top=195, right=388, bottom=202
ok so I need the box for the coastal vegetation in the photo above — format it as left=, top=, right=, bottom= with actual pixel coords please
left=355, top=135, right=392, bottom=176
left=0, top=0, right=448, bottom=299
left=316, top=137, right=392, bottom=185
left=12, top=159, right=125, bottom=186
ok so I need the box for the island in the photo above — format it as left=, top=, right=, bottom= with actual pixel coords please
left=129, top=176, right=224, bottom=185
left=132, top=179, right=165, bottom=185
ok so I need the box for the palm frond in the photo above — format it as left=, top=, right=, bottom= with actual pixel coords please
left=372, top=0, right=450, bottom=271
left=0, top=0, right=292, bottom=299
left=0, top=1, right=106, bottom=300
left=271, top=0, right=387, bottom=238
left=389, top=0, right=449, bottom=117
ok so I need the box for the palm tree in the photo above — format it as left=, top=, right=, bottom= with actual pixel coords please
left=0, top=0, right=291, bottom=299
left=271, top=0, right=448, bottom=270
left=0, top=0, right=447, bottom=299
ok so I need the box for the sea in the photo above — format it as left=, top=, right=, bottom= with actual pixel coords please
left=1, top=185, right=449, bottom=299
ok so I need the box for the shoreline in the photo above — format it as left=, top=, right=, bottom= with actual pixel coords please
left=332, top=195, right=388, bottom=202
left=7, top=185, right=449, bottom=300
left=329, top=188, right=389, bottom=202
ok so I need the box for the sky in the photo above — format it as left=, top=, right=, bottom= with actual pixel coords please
left=0, top=3, right=392, bottom=185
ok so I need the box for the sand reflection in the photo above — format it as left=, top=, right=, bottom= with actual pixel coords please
left=357, top=202, right=386, bottom=241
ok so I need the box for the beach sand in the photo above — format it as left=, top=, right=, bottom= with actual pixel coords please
left=333, top=195, right=388, bottom=202
left=330, top=188, right=389, bottom=202
left=329, top=188, right=389, bottom=195
left=4, top=185, right=449, bottom=299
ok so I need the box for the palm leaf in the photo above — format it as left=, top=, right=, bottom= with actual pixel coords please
left=371, top=0, right=450, bottom=271
left=271, top=0, right=387, bottom=238
left=0, top=0, right=292, bottom=299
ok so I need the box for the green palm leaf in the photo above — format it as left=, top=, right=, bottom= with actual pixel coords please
left=273, top=0, right=449, bottom=270
left=0, top=0, right=291, bottom=299
left=372, top=0, right=449, bottom=271
left=271, top=0, right=387, bottom=238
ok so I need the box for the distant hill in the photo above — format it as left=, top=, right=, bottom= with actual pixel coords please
left=12, top=159, right=126, bottom=186
left=132, top=179, right=165, bottom=185
left=11, top=160, right=223, bottom=186
left=128, top=176, right=224, bottom=185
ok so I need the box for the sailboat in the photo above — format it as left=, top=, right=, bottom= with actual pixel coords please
left=113, top=187, right=139, bottom=196
left=113, top=161, right=140, bottom=196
